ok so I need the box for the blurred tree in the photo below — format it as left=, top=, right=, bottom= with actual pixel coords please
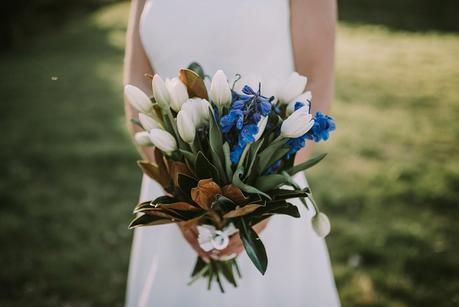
left=0, top=0, right=119, bottom=49
left=339, top=0, right=459, bottom=32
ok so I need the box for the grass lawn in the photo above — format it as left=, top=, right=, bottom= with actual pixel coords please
left=1, top=2, right=458, bottom=306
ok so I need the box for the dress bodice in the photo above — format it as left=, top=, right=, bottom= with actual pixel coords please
left=139, top=0, right=294, bottom=94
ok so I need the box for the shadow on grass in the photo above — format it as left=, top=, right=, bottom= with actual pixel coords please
left=0, top=4, right=137, bottom=307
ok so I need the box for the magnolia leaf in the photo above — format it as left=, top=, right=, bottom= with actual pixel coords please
left=179, top=69, right=209, bottom=99
left=254, top=174, right=286, bottom=192
left=187, top=62, right=206, bottom=79
left=137, top=160, right=169, bottom=188
left=196, top=151, right=219, bottom=181
left=256, top=201, right=300, bottom=218
left=271, top=189, right=309, bottom=200
left=267, top=202, right=301, bottom=218
left=180, top=213, right=207, bottom=229
left=128, top=214, right=174, bottom=229
left=168, top=161, right=192, bottom=186
left=223, top=204, right=263, bottom=218
left=222, top=184, right=248, bottom=204
left=154, top=148, right=171, bottom=184
left=142, top=210, right=182, bottom=221
left=133, top=196, right=179, bottom=213
left=191, top=178, right=222, bottom=210
left=286, top=153, right=328, bottom=176
left=158, top=201, right=201, bottom=211
left=232, top=167, right=271, bottom=200
left=211, top=195, right=236, bottom=214
left=177, top=173, right=198, bottom=197
left=133, top=201, right=153, bottom=213
left=237, top=218, right=268, bottom=275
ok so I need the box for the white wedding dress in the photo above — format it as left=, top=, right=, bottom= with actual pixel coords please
left=126, top=0, right=341, bottom=306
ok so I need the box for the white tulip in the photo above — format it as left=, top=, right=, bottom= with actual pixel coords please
left=281, top=106, right=314, bottom=138
left=148, top=128, right=177, bottom=154
left=124, top=84, right=152, bottom=113
left=181, top=98, right=211, bottom=128
left=254, top=116, right=268, bottom=141
left=311, top=212, right=331, bottom=238
left=165, top=77, right=189, bottom=112
left=177, top=111, right=196, bottom=143
left=138, top=113, right=162, bottom=130
left=152, top=74, right=170, bottom=110
left=210, top=70, right=232, bottom=108
left=286, top=91, right=312, bottom=115
left=277, top=72, right=307, bottom=104
left=134, top=131, right=151, bottom=146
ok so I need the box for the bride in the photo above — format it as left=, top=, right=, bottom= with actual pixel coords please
left=124, top=0, right=340, bottom=306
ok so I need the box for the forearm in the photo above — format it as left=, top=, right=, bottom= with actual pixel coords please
left=290, top=0, right=337, bottom=163
left=123, top=0, right=156, bottom=162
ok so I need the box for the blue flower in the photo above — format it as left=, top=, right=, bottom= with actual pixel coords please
left=305, top=112, right=336, bottom=142
left=239, top=124, right=258, bottom=145
left=220, top=109, right=244, bottom=133
left=221, top=84, right=274, bottom=164
left=230, top=144, right=244, bottom=164
left=286, top=136, right=306, bottom=159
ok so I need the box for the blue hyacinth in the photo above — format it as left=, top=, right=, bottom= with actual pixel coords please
left=220, top=84, right=273, bottom=164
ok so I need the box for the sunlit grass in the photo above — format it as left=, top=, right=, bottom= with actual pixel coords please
left=0, top=2, right=458, bottom=306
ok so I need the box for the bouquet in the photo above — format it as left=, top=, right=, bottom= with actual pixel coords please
left=125, top=63, right=336, bottom=292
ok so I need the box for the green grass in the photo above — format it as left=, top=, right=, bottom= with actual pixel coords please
left=1, top=3, right=458, bottom=306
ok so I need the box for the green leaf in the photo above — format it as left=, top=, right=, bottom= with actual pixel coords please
left=256, top=139, right=289, bottom=175
left=217, top=261, right=237, bottom=287
left=187, top=62, right=205, bottom=79
left=232, top=167, right=271, bottom=200
left=237, top=218, right=268, bottom=275
left=209, top=109, right=227, bottom=182
left=180, top=149, right=196, bottom=166
left=195, top=151, right=219, bottom=181
left=254, top=174, right=286, bottom=192
left=223, top=142, right=233, bottom=180
left=245, top=139, right=264, bottom=182
left=128, top=214, right=174, bottom=229
left=286, top=153, right=328, bottom=176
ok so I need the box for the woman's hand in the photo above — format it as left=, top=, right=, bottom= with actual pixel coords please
left=177, top=219, right=270, bottom=262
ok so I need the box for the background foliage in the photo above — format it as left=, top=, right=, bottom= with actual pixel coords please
left=1, top=1, right=458, bottom=306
